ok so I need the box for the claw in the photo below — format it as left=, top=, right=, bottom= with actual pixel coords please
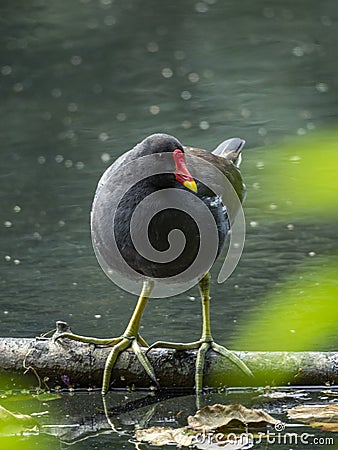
left=132, top=340, right=159, bottom=387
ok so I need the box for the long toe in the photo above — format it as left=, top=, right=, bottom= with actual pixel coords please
left=101, top=336, right=160, bottom=395
left=146, top=340, right=203, bottom=354
left=102, top=337, right=131, bottom=395
left=131, top=340, right=159, bottom=387
left=54, top=331, right=123, bottom=347
left=211, top=342, right=254, bottom=378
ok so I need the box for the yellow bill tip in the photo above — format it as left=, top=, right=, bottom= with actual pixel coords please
left=183, top=179, right=198, bottom=193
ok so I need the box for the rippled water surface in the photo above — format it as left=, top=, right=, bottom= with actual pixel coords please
left=0, top=1, right=337, bottom=448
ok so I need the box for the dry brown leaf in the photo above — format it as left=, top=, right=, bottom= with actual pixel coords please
left=287, top=404, right=338, bottom=423
left=309, top=422, right=338, bottom=432
left=135, top=426, right=195, bottom=447
left=188, top=403, right=279, bottom=432
left=136, top=404, right=280, bottom=447
left=287, top=404, right=338, bottom=432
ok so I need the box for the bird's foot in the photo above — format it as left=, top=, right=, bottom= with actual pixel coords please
left=53, top=331, right=149, bottom=347
left=146, top=338, right=253, bottom=392
left=54, top=331, right=157, bottom=394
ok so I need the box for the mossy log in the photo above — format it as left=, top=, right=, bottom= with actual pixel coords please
left=0, top=322, right=337, bottom=391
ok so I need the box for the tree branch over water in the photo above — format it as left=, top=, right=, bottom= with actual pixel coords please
left=0, top=322, right=337, bottom=391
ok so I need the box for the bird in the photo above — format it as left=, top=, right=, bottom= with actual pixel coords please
left=56, top=133, right=253, bottom=394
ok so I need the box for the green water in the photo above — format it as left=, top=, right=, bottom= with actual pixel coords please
left=0, top=0, right=337, bottom=448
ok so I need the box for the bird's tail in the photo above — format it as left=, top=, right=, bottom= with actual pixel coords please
left=212, top=137, right=245, bottom=167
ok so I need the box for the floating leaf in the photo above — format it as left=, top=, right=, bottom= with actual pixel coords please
left=0, top=405, right=40, bottom=436
left=287, top=404, right=338, bottom=432
left=135, top=426, right=195, bottom=447
left=188, top=403, right=279, bottom=432
left=136, top=404, right=278, bottom=448
left=309, top=422, right=338, bottom=432
left=135, top=425, right=254, bottom=449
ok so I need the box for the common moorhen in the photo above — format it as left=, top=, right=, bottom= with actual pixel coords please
left=58, top=133, right=253, bottom=393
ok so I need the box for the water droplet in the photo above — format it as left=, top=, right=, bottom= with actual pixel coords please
left=116, top=112, right=127, bottom=122
left=308, top=251, right=316, bottom=257
left=181, top=90, right=192, bottom=100
left=1, top=65, right=12, bottom=75
left=68, top=102, right=78, bottom=112
left=316, top=82, right=329, bottom=93
left=256, top=161, right=265, bottom=169
left=5, top=256, right=11, bottom=261
left=181, top=120, right=192, bottom=129
left=55, top=154, right=64, bottom=163
left=293, top=46, right=304, bottom=57
left=37, top=156, right=46, bottom=164
left=195, top=2, right=208, bottom=13
left=241, top=108, right=251, bottom=119
left=70, top=55, right=82, bottom=66
left=149, top=105, right=160, bottom=115
left=13, top=205, right=21, bottom=213
left=101, top=153, right=111, bottom=163
left=269, top=203, right=278, bottom=210
left=162, top=67, right=173, bottom=78
left=146, top=42, right=159, bottom=53
left=75, top=161, right=85, bottom=170
left=287, top=224, right=294, bottom=230
left=13, top=82, right=23, bottom=93
left=13, top=259, right=21, bottom=265
left=188, top=72, right=200, bottom=83
left=250, top=221, right=258, bottom=228
left=51, top=88, right=62, bottom=98
left=64, top=160, right=73, bottom=168
left=94, top=314, right=102, bottom=319
left=99, top=132, right=109, bottom=142
left=199, top=120, right=210, bottom=130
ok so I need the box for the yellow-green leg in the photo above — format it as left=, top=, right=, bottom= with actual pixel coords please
left=55, top=280, right=158, bottom=395
left=147, top=273, right=253, bottom=392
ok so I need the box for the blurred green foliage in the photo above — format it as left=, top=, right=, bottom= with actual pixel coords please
left=257, top=131, right=338, bottom=218
left=235, top=131, right=338, bottom=351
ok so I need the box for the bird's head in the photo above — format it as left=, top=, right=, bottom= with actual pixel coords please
left=138, top=133, right=198, bottom=193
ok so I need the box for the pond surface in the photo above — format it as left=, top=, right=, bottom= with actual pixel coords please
left=1, top=387, right=337, bottom=449
left=0, top=0, right=337, bottom=448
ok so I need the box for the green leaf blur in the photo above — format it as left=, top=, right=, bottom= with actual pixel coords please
left=257, top=131, right=338, bottom=218
left=234, top=131, right=338, bottom=353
